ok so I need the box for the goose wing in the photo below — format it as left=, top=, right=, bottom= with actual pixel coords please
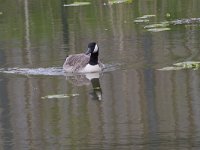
left=63, top=53, right=90, bottom=72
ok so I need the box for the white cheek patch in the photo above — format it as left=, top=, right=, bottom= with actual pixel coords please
left=93, top=44, right=98, bottom=53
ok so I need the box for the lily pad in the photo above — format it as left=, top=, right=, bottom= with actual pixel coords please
left=147, top=28, right=171, bottom=32
left=64, top=2, right=91, bottom=7
left=108, top=0, right=132, bottom=5
left=41, top=94, right=79, bottom=99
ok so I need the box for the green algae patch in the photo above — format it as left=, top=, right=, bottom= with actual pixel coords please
left=64, top=2, right=91, bottom=7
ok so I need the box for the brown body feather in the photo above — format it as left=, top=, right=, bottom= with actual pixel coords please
left=63, top=53, right=90, bottom=72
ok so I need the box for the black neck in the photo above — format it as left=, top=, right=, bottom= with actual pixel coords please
left=89, top=52, right=98, bottom=65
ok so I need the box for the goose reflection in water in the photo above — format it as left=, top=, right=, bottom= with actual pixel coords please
left=65, top=73, right=102, bottom=101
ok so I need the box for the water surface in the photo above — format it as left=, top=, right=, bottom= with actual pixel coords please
left=0, top=0, right=200, bottom=149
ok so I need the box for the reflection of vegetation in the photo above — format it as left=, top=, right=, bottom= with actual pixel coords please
left=0, top=0, right=61, bottom=40
left=158, top=61, right=200, bottom=71
left=0, top=0, right=63, bottom=66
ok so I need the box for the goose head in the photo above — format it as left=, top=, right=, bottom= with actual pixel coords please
left=85, top=42, right=99, bottom=55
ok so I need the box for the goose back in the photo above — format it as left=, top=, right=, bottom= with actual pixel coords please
left=63, top=53, right=90, bottom=72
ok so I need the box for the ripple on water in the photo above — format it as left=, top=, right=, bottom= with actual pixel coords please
left=0, top=67, right=65, bottom=76
left=0, top=63, right=121, bottom=76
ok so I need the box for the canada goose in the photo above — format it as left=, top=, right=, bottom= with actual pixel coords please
left=63, top=42, right=104, bottom=73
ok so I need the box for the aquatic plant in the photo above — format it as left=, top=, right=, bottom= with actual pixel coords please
left=135, top=14, right=200, bottom=33
left=108, top=0, right=132, bottom=5
left=64, top=2, right=91, bottom=7
left=143, top=21, right=171, bottom=32
left=41, top=94, right=79, bottom=99
left=137, top=15, right=156, bottom=19
left=144, top=22, right=169, bottom=29
left=134, top=14, right=156, bottom=23
left=134, top=19, right=149, bottom=23
left=158, top=61, right=200, bottom=71
left=147, top=28, right=171, bottom=32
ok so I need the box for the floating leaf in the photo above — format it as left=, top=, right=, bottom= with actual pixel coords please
left=0, top=12, right=2, bottom=15
left=160, top=21, right=170, bottom=25
left=134, top=19, right=149, bottom=23
left=41, top=94, right=79, bottom=99
left=157, top=66, right=183, bottom=71
left=147, top=28, right=171, bottom=32
left=64, top=2, right=91, bottom=7
left=108, top=0, right=132, bottom=5
left=144, top=23, right=169, bottom=29
left=158, top=61, right=200, bottom=71
left=174, top=61, right=200, bottom=68
left=137, top=14, right=156, bottom=19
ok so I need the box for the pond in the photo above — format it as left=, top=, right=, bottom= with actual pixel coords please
left=0, top=0, right=200, bottom=149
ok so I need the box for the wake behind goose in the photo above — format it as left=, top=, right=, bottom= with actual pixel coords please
left=0, top=63, right=120, bottom=76
left=0, top=67, right=65, bottom=76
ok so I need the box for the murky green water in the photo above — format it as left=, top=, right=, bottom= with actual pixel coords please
left=1, top=0, right=200, bottom=149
